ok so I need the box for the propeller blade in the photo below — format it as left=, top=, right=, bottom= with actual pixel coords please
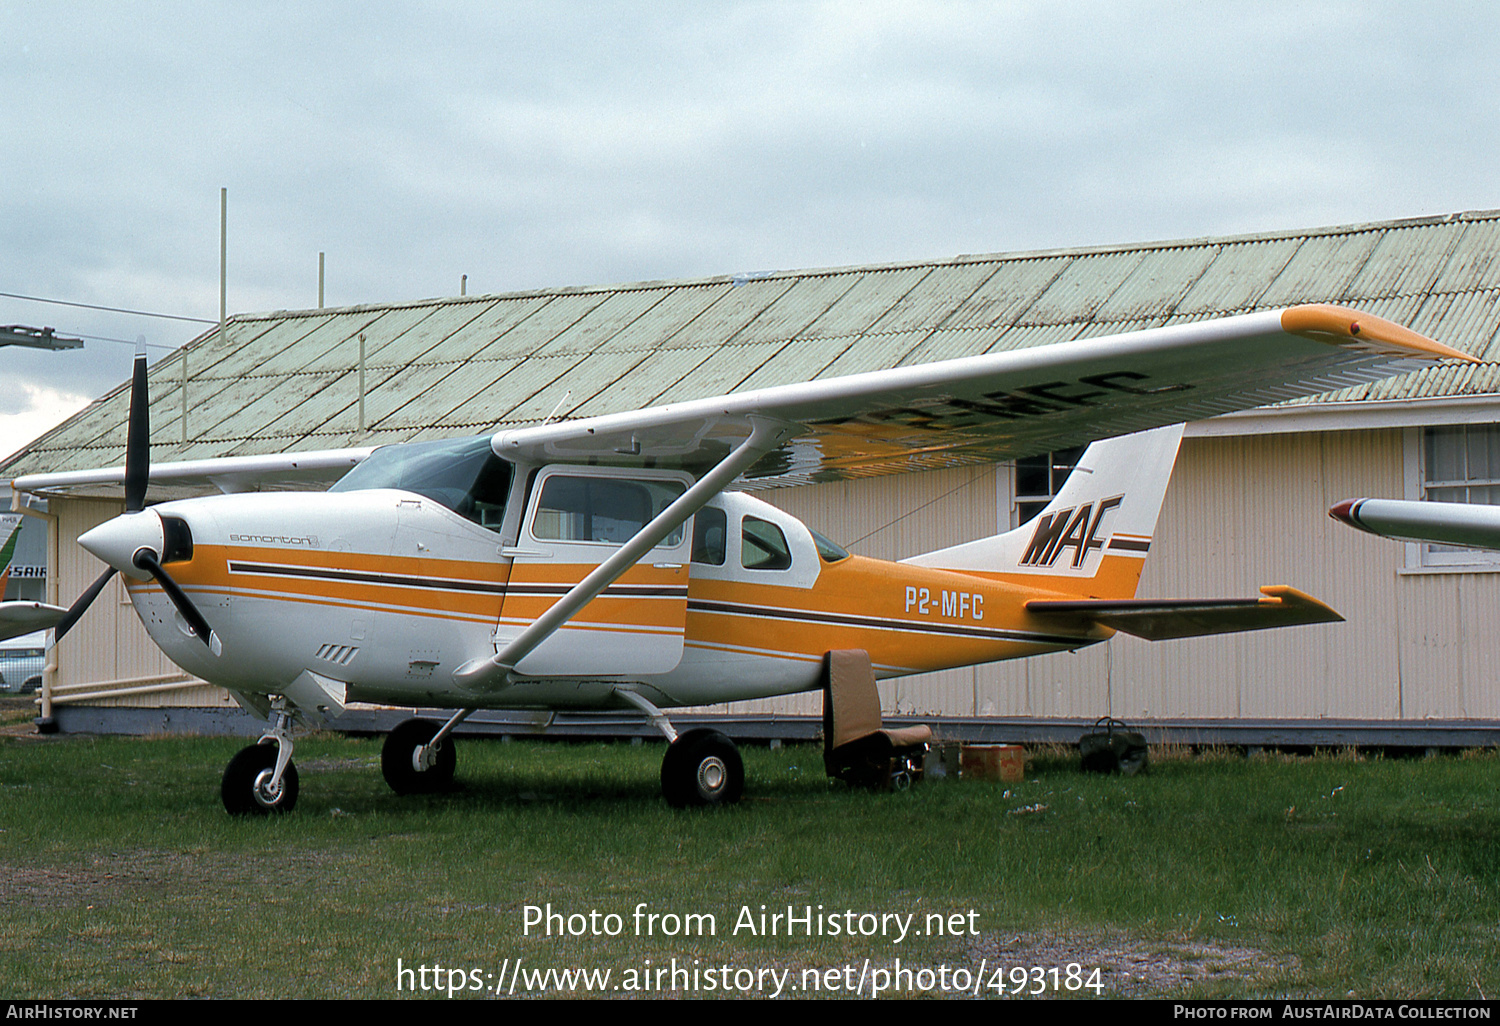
left=52, top=566, right=118, bottom=644
left=124, top=352, right=149, bottom=513
left=132, top=548, right=221, bottom=656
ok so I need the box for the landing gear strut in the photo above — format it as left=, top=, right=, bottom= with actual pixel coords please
left=616, top=688, right=744, bottom=808
left=222, top=702, right=299, bottom=815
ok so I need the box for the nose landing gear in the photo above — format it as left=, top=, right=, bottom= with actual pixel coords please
left=222, top=702, right=299, bottom=815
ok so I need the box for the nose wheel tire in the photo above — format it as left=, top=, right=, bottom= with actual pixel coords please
left=382, top=718, right=457, bottom=795
left=661, top=728, right=743, bottom=808
left=222, top=743, right=299, bottom=816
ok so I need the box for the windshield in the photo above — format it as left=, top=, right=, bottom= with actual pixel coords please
left=330, top=435, right=512, bottom=531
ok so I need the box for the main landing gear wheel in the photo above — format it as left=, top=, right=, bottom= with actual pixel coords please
left=382, top=718, right=457, bottom=795
left=222, top=743, right=299, bottom=816
left=661, top=728, right=743, bottom=808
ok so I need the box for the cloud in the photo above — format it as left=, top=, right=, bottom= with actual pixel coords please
left=5, top=0, right=1500, bottom=457
left=0, top=383, right=92, bottom=466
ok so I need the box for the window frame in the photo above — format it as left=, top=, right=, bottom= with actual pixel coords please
left=1010, top=445, right=1085, bottom=529
left=1402, top=424, right=1500, bottom=571
left=523, top=465, right=692, bottom=551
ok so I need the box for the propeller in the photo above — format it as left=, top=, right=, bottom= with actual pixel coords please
left=56, top=352, right=221, bottom=655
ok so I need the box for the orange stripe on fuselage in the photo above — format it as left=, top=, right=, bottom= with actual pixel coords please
left=149, top=543, right=512, bottom=621
left=685, top=555, right=1109, bottom=675
left=137, top=545, right=688, bottom=631
left=500, top=561, right=688, bottom=631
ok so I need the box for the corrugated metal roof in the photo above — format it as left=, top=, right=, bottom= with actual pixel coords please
left=10, top=207, right=1500, bottom=480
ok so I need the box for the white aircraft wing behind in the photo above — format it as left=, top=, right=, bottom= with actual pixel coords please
left=11, top=448, right=375, bottom=499
left=1330, top=497, right=1500, bottom=550
left=489, top=304, right=1472, bottom=483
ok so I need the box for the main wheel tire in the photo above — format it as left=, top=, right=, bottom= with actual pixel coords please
left=661, top=728, right=743, bottom=808
left=222, top=743, right=299, bottom=816
left=382, top=718, right=457, bottom=795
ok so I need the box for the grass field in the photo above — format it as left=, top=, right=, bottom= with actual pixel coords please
left=2, top=726, right=1498, bottom=1000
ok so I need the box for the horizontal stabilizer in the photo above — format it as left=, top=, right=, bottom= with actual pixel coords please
left=0, top=601, right=67, bottom=643
left=1026, top=585, right=1342, bottom=641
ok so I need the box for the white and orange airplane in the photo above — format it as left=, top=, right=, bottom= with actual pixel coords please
left=0, top=304, right=1474, bottom=813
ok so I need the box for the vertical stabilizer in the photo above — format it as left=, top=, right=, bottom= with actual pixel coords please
left=902, top=424, right=1184, bottom=599
left=0, top=513, right=21, bottom=595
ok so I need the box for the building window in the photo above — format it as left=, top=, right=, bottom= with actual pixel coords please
left=1012, top=445, right=1085, bottom=527
left=1419, top=424, right=1500, bottom=566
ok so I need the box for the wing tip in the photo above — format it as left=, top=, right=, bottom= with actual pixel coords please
left=1328, top=498, right=1372, bottom=533
left=1280, top=304, right=1475, bottom=363
left=1256, top=584, right=1345, bottom=624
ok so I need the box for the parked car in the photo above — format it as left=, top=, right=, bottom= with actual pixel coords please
left=0, top=631, right=45, bottom=694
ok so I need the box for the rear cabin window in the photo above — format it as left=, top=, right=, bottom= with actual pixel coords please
left=742, top=517, right=792, bottom=570
left=691, top=507, right=727, bottom=566
left=810, top=529, right=849, bottom=562
left=532, top=475, right=687, bottom=545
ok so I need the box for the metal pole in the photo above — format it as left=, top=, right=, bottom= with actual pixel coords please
left=461, top=274, right=467, bottom=297
left=319, top=252, right=325, bottom=308
left=358, top=333, right=366, bottom=432
left=219, top=188, right=227, bottom=330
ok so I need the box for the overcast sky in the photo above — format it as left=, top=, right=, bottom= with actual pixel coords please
left=3, top=1, right=1497, bottom=462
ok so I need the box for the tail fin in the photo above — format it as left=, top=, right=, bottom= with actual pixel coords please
left=0, top=514, right=69, bottom=643
left=0, top=513, right=20, bottom=596
left=902, top=424, right=1184, bottom=599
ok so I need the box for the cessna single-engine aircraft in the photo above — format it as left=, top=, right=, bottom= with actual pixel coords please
left=1330, top=497, right=1500, bottom=550
left=2, top=304, right=1473, bottom=813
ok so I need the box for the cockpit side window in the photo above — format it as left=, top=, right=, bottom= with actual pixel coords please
left=531, top=475, right=687, bottom=545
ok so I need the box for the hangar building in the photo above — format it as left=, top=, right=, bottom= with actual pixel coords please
left=8, top=209, right=1500, bottom=746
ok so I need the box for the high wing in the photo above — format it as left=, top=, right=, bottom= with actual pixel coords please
left=10, top=448, right=374, bottom=500
left=450, top=303, right=1467, bottom=688
left=1329, top=497, right=1500, bottom=550
left=487, top=305, right=1470, bottom=482
left=10, top=305, right=1468, bottom=502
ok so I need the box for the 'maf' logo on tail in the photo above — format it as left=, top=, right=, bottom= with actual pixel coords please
left=1019, top=496, right=1123, bottom=569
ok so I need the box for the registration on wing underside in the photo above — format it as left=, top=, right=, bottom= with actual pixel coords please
left=743, top=353, right=1428, bottom=484
left=485, top=306, right=1467, bottom=489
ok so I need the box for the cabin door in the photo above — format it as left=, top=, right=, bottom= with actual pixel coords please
left=499, top=466, right=692, bottom=676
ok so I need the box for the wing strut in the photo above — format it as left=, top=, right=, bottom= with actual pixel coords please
left=452, top=416, right=791, bottom=691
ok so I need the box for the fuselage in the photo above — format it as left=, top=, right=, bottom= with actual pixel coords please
left=114, top=481, right=1106, bottom=715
